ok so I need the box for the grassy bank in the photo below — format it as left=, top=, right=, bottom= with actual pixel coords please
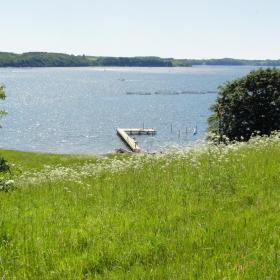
left=1, top=135, right=280, bottom=279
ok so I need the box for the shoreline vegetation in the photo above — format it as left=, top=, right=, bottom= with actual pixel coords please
left=1, top=134, right=280, bottom=278
left=1, top=52, right=280, bottom=67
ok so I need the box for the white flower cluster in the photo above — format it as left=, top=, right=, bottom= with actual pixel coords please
left=0, top=179, right=15, bottom=192
left=15, top=131, right=280, bottom=187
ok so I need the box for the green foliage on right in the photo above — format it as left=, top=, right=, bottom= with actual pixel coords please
left=209, top=68, right=280, bottom=141
left=0, top=135, right=280, bottom=278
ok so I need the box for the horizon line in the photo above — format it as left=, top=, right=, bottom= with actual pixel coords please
left=0, top=51, right=279, bottom=61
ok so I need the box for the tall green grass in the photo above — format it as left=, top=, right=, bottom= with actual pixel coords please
left=0, top=135, right=280, bottom=279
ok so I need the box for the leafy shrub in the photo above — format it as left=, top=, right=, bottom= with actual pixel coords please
left=0, top=156, right=13, bottom=192
left=208, top=68, right=280, bottom=141
left=0, top=156, right=10, bottom=173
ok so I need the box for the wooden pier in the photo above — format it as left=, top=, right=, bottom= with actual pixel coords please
left=117, top=128, right=156, bottom=152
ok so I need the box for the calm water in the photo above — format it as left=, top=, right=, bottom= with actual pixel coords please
left=0, top=66, right=262, bottom=154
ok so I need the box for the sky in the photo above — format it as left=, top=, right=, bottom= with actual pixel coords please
left=1, top=0, right=279, bottom=59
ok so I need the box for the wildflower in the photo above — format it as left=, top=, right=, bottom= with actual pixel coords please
left=5, top=179, right=14, bottom=185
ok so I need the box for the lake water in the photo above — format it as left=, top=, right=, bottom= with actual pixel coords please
left=0, top=66, right=262, bottom=154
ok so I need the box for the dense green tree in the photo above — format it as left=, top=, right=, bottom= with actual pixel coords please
left=0, top=156, right=9, bottom=173
left=208, top=68, right=280, bottom=141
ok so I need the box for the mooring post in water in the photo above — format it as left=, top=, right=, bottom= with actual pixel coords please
left=170, top=123, right=173, bottom=133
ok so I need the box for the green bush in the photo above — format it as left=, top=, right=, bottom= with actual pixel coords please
left=208, top=68, right=280, bottom=141
left=0, top=156, right=12, bottom=192
left=0, top=156, right=10, bottom=173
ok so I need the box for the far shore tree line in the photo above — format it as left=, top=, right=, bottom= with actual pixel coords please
left=1, top=52, right=280, bottom=67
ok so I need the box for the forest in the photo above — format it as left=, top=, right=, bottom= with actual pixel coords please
left=0, top=52, right=280, bottom=67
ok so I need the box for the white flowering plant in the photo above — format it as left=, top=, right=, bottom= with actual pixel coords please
left=0, top=178, right=15, bottom=192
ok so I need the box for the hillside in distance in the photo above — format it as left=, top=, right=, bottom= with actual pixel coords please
left=0, top=52, right=184, bottom=67
left=0, top=52, right=280, bottom=67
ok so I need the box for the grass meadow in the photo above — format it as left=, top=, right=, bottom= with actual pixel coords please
left=0, top=134, right=280, bottom=279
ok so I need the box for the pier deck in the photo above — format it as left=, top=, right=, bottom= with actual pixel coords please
left=117, top=128, right=156, bottom=152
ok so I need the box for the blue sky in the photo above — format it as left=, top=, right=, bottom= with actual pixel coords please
left=1, top=0, right=279, bottom=59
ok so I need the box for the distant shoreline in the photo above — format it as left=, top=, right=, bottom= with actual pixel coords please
left=1, top=52, right=280, bottom=68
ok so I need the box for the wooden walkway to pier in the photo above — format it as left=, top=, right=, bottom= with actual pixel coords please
left=117, top=128, right=156, bottom=152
